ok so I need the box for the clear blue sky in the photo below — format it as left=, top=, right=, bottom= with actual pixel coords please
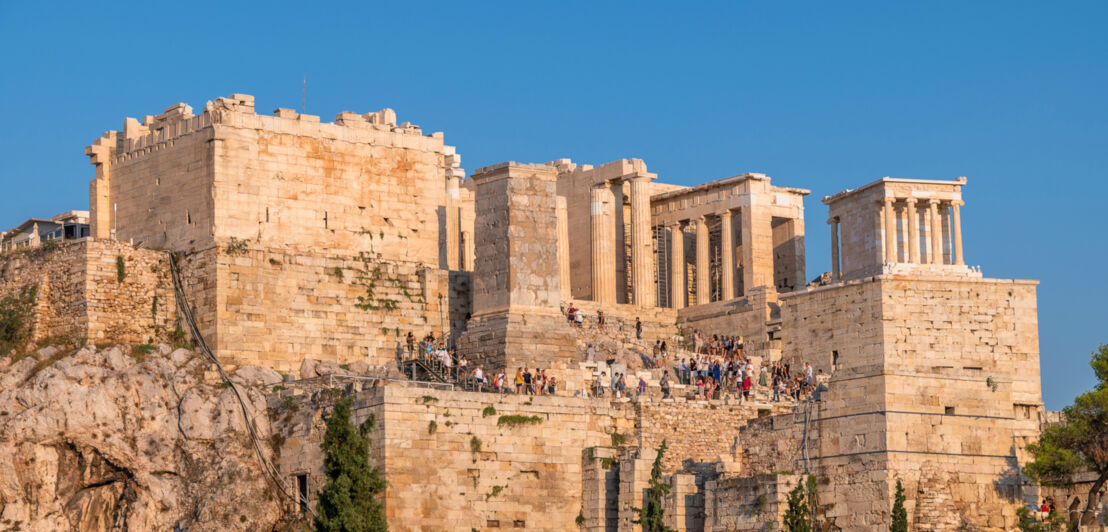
left=1, top=2, right=1104, bottom=409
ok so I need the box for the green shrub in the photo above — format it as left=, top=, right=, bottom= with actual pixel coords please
left=482, top=405, right=497, bottom=418
left=0, top=284, right=36, bottom=356
left=130, top=343, right=156, bottom=361
left=496, top=415, right=543, bottom=428
left=611, top=432, right=627, bottom=446
left=428, top=420, right=437, bottom=434
left=116, top=256, right=126, bottom=282
left=470, top=436, right=483, bottom=453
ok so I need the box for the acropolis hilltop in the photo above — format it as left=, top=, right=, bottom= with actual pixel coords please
left=0, top=93, right=1060, bottom=530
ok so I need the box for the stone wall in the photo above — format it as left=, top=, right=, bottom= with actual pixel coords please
left=767, top=274, right=1043, bottom=530
left=89, top=95, right=461, bottom=268
left=271, top=381, right=795, bottom=531
left=637, top=400, right=785, bottom=474
left=0, top=239, right=177, bottom=346
left=94, top=108, right=217, bottom=251
left=702, top=474, right=800, bottom=532
left=209, top=245, right=454, bottom=372
left=373, top=386, right=637, bottom=531
left=458, top=163, right=578, bottom=373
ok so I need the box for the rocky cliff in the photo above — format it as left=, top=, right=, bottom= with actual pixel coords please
left=0, top=343, right=290, bottom=531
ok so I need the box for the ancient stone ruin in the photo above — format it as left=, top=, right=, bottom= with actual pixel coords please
left=0, top=93, right=1048, bottom=530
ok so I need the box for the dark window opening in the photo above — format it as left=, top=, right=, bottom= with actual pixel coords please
left=832, top=350, right=839, bottom=369
left=186, top=209, right=191, bottom=225
left=266, top=207, right=270, bottom=222
left=944, top=406, right=955, bottom=415
left=296, top=474, right=308, bottom=513
left=324, top=211, right=328, bottom=229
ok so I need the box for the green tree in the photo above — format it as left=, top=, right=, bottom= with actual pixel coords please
left=631, top=440, right=677, bottom=532
left=1026, top=344, right=1108, bottom=524
left=783, top=479, right=810, bottom=532
left=890, top=478, right=907, bottom=532
left=315, top=397, right=387, bottom=532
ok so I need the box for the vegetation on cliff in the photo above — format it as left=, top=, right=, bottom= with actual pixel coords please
left=1026, top=343, right=1108, bottom=526
left=315, top=397, right=387, bottom=532
left=0, top=284, right=36, bottom=355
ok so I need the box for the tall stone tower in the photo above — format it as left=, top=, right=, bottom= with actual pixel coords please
left=457, top=162, right=577, bottom=372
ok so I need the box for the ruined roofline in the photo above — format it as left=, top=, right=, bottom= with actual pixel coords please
left=548, top=158, right=649, bottom=179
left=85, top=92, right=457, bottom=167
left=471, top=161, right=557, bottom=176
left=821, top=176, right=968, bottom=205
left=649, top=173, right=811, bottom=203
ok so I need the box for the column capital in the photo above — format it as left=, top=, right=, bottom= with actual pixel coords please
left=904, top=197, right=918, bottom=205
left=952, top=200, right=964, bottom=207
left=626, top=173, right=653, bottom=184
left=717, top=208, right=733, bottom=218
left=928, top=198, right=941, bottom=206
left=826, top=216, right=839, bottom=225
left=667, top=220, right=684, bottom=230
left=883, top=196, right=896, bottom=205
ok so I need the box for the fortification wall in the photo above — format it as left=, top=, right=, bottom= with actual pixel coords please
left=703, top=473, right=800, bottom=532
left=210, top=246, right=459, bottom=372
left=0, top=239, right=177, bottom=346
left=90, top=94, right=461, bottom=268
left=374, top=386, right=636, bottom=531
left=770, top=275, right=1042, bottom=529
left=211, top=111, right=450, bottom=266
left=105, top=114, right=217, bottom=251
left=637, top=400, right=785, bottom=474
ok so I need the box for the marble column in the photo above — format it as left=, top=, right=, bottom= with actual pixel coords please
left=906, top=198, right=920, bottom=264
left=940, top=203, right=952, bottom=264
left=445, top=175, right=461, bottom=270
left=928, top=199, right=942, bottom=264
left=556, top=196, right=571, bottom=300
left=611, top=180, right=627, bottom=304
left=952, top=200, right=964, bottom=265
left=669, top=222, right=685, bottom=309
left=884, top=197, right=897, bottom=263
left=695, top=215, right=710, bottom=305
left=590, top=184, right=616, bottom=304
left=719, top=209, right=734, bottom=300
left=628, top=175, right=655, bottom=307
left=829, top=218, right=840, bottom=281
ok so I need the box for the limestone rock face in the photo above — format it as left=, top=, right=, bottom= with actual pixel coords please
left=0, top=344, right=285, bottom=531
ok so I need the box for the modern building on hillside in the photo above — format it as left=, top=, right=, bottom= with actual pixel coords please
left=0, top=210, right=90, bottom=252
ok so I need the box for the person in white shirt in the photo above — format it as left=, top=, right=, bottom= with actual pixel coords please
left=473, top=366, right=485, bottom=392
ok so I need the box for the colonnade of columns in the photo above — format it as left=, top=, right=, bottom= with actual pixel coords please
left=590, top=176, right=656, bottom=306
left=664, top=209, right=742, bottom=308
left=828, top=197, right=964, bottom=281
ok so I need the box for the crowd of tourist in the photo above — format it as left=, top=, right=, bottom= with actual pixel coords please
left=402, top=313, right=827, bottom=404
